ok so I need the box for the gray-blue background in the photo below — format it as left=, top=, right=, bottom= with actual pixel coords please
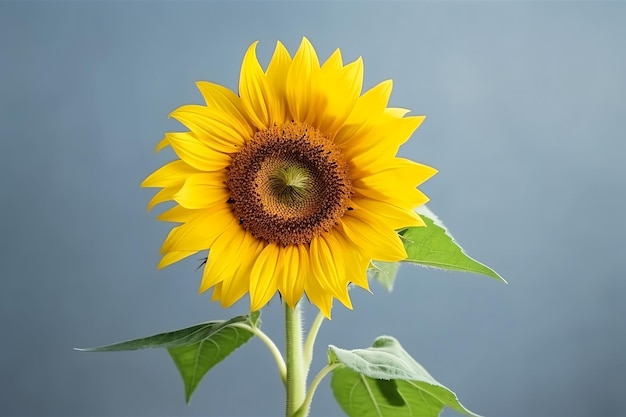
left=1, top=2, right=625, bottom=416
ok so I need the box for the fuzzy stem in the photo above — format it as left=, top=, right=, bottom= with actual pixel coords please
left=303, top=310, right=325, bottom=370
left=285, top=304, right=306, bottom=417
left=294, top=363, right=342, bottom=417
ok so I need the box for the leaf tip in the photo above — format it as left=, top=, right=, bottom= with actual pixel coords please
left=327, top=345, right=340, bottom=365
left=185, top=391, right=193, bottom=405
left=479, top=263, right=507, bottom=284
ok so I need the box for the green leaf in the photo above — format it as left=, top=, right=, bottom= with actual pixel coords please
left=329, top=336, right=480, bottom=417
left=168, top=311, right=260, bottom=403
left=400, top=206, right=506, bottom=282
left=76, top=312, right=259, bottom=351
left=77, top=312, right=260, bottom=403
left=367, top=261, right=400, bottom=292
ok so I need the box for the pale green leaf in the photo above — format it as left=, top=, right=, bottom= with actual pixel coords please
left=169, top=312, right=260, bottom=403
left=329, top=336, right=480, bottom=417
left=77, top=312, right=260, bottom=403
left=76, top=312, right=259, bottom=351
left=400, top=206, right=505, bottom=282
left=367, top=261, right=400, bottom=292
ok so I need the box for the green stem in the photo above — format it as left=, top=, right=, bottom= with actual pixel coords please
left=295, top=363, right=342, bottom=417
left=232, top=323, right=286, bottom=384
left=285, top=304, right=306, bottom=417
left=303, top=310, right=325, bottom=370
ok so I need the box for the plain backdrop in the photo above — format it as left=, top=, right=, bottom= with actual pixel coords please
left=1, top=2, right=625, bottom=417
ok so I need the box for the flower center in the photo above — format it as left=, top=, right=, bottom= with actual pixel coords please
left=268, top=165, right=312, bottom=205
left=227, top=122, right=352, bottom=246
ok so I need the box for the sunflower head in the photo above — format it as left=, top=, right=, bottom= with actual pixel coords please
left=142, top=38, right=437, bottom=318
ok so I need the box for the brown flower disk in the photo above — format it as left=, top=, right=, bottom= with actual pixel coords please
left=227, top=122, right=352, bottom=246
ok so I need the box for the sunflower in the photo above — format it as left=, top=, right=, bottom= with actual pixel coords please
left=142, top=38, right=436, bottom=318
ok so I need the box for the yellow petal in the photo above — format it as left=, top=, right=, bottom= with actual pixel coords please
left=160, top=205, right=236, bottom=253
left=354, top=79, right=393, bottom=118
left=286, top=37, right=321, bottom=125
left=354, top=158, right=436, bottom=187
left=304, top=266, right=333, bottom=319
left=331, top=230, right=371, bottom=290
left=165, top=132, right=232, bottom=172
left=155, top=135, right=169, bottom=152
left=156, top=205, right=200, bottom=223
left=169, top=105, right=246, bottom=153
left=385, top=107, right=410, bottom=118
left=340, top=215, right=407, bottom=261
left=350, top=198, right=425, bottom=229
left=318, top=53, right=363, bottom=134
left=265, top=41, right=293, bottom=124
left=249, top=243, right=280, bottom=311
left=147, top=187, right=178, bottom=211
left=309, top=236, right=352, bottom=309
left=343, top=116, right=425, bottom=165
left=199, top=226, right=244, bottom=292
left=334, top=79, right=393, bottom=146
left=210, top=281, right=223, bottom=301
left=239, top=41, right=277, bottom=130
left=352, top=159, right=437, bottom=206
left=320, top=233, right=353, bottom=309
left=321, top=48, right=343, bottom=70
left=174, top=172, right=229, bottom=210
left=141, top=160, right=200, bottom=188
left=353, top=185, right=430, bottom=210
left=199, top=227, right=259, bottom=308
left=195, top=81, right=254, bottom=140
left=276, top=245, right=305, bottom=308
left=158, top=250, right=200, bottom=269
left=221, top=235, right=264, bottom=307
